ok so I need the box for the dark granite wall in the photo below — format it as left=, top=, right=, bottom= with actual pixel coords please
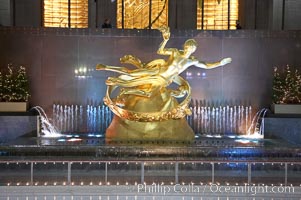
left=0, top=115, right=38, bottom=142
left=264, top=117, right=301, bottom=145
left=0, top=28, right=301, bottom=115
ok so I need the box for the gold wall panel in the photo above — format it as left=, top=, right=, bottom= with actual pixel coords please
left=117, top=0, right=168, bottom=29
left=44, top=0, right=88, bottom=28
left=197, top=0, right=238, bottom=30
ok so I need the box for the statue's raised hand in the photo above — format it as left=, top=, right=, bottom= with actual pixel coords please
left=158, top=26, right=170, bottom=40
left=220, top=58, right=232, bottom=66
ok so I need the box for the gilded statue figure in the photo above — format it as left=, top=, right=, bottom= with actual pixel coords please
left=96, top=27, right=231, bottom=142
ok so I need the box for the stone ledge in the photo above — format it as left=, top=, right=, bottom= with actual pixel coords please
left=1, top=27, right=301, bottom=38
left=271, top=104, right=301, bottom=115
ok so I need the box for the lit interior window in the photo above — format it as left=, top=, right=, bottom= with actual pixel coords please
left=44, top=0, right=88, bottom=28
left=117, top=0, right=168, bottom=29
left=197, top=0, right=238, bottom=30
left=70, top=0, right=88, bottom=28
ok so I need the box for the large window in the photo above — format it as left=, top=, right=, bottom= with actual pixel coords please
left=197, top=0, right=238, bottom=30
left=117, top=0, right=168, bottom=29
left=44, top=0, right=88, bottom=28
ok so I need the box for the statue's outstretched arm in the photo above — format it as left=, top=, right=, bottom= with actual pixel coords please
left=96, top=63, right=159, bottom=77
left=194, top=57, right=232, bottom=69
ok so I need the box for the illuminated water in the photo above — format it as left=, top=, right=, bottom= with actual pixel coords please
left=51, top=102, right=255, bottom=136
left=30, top=106, right=62, bottom=137
left=52, top=104, right=112, bottom=134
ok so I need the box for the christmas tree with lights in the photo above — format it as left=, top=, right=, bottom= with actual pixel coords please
left=0, top=64, right=30, bottom=102
left=272, top=65, right=301, bottom=104
left=14, top=66, right=30, bottom=101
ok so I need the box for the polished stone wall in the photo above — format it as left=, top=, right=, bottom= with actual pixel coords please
left=0, top=115, right=38, bottom=142
left=0, top=27, right=301, bottom=115
left=264, top=116, right=301, bottom=145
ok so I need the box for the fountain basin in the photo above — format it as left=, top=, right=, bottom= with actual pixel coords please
left=1, top=134, right=300, bottom=162
left=0, top=135, right=301, bottom=187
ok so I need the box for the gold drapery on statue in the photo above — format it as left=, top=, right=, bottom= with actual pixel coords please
left=96, top=27, right=231, bottom=143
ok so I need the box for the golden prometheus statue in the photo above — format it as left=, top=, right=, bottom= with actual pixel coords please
left=96, top=27, right=231, bottom=143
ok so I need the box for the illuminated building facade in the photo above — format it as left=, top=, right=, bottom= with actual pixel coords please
left=197, top=0, right=239, bottom=30
left=43, top=0, right=88, bottom=28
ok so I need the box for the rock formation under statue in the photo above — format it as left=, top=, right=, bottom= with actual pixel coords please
left=96, top=26, right=231, bottom=142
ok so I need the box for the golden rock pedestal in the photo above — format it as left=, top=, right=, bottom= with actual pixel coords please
left=106, top=116, right=194, bottom=142
left=105, top=88, right=195, bottom=143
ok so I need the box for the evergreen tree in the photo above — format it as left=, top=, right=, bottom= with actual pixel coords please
left=0, top=64, right=30, bottom=102
left=15, top=66, right=30, bottom=101
left=2, top=64, right=14, bottom=102
left=273, top=65, right=301, bottom=104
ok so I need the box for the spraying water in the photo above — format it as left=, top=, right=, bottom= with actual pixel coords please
left=27, top=98, right=271, bottom=140
left=187, top=104, right=252, bottom=135
left=246, top=108, right=269, bottom=138
left=52, top=103, right=113, bottom=134
left=52, top=102, right=253, bottom=136
left=32, top=102, right=269, bottom=139
left=30, top=106, right=62, bottom=137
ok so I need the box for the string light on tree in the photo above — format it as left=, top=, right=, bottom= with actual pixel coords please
left=273, top=65, right=301, bottom=104
left=0, top=64, right=30, bottom=102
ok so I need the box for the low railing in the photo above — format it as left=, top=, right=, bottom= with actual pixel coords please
left=0, top=160, right=300, bottom=187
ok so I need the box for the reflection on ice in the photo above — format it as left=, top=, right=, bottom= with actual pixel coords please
left=235, top=139, right=251, bottom=144
left=67, top=138, right=82, bottom=142
left=243, top=133, right=263, bottom=139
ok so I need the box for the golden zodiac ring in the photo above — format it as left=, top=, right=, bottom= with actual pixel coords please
left=103, top=76, right=192, bottom=122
